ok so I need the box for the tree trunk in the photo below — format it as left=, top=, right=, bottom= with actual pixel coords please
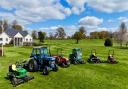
left=76, top=39, right=79, bottom=44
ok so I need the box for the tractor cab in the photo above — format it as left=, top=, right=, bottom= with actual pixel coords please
left=69, top=48, right=85, bottom=64
left=72, top=48, right=82, bottom=60
left=27, top=46, right=58, bottom=75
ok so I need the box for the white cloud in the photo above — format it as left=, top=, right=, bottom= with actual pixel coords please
left=38, top=25, right=78, bottom=36
left=0, top=0, right=72, bottom=25
left=66, top=0, right=86, bottom=14
left=108, top=19, right=114, bottom=23
left=66, top=0, right=128, bottom=13
left=79, top=16, right=103, bottom=26
left=118, top=17, right=128, bottom=23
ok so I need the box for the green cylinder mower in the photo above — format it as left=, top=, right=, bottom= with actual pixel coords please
left=69, top=48, right=85, bottom=64
left=7, top=62, right=34, bottom=87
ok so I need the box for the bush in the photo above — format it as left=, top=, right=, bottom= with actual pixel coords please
left=104, top=38, right=113, bottom=47
left=33, top=42, right=44, bottom=46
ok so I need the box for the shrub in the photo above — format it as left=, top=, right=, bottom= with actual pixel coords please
left=33, top=42, right=44, bottom=46
left=104, top=38, right=113, bottom=47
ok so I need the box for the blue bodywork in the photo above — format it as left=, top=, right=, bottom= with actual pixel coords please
left=30, top=47, right=57, bottom=70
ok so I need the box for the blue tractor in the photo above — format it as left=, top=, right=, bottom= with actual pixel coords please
left=24, top=46, right=58, bottom=75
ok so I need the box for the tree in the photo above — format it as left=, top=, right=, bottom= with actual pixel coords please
left=32, top=30, right=37, bottom=39
left=38, top=31, right=46, bottom=43
left=0, top=19, right=9, bottom=33
left=79, top=26, right=86, bottom=38
left=73, top=32, right=82, bottom=44
left=104, top=38, right=113, bottom=47
left=55, top=27, right=66, bottom=39
left=12, top=20, right=23, bottom=30
left=49, top=32, right=54, bottom=40
left=90, top=31, right=99, bottom=39
left=117, top=22, right=127, bottom=47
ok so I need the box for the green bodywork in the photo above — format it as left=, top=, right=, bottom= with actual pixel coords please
left=16, top=68, right=27, bottom=78
left=69, top=48, right=83, bottom=62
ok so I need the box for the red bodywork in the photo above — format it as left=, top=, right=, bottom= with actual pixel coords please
left=52, top=55, right=69, bottom=65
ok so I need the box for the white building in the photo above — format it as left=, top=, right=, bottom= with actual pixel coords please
left=0, top=28, right=33, bottom=46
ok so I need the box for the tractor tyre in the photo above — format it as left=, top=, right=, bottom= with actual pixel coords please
left=62, top=63, right=66, bottom=67
left=28, top=59, right=38, bottom=72
left=73, top=61, right=78, bottom=65
left=53, top=65, right=58, bottom=72
left=43, top=67, right=49, bottom=75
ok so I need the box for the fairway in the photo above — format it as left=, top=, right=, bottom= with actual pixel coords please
left=0, top=39, right=128, bottom=89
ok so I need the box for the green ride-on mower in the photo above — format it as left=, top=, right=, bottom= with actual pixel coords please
left=107, top=50, right=118, bottom=64
left=88, top=49, right=101, bottom=63
left=7, top=62, right=34, bottom=87
left=52, top=48, right=70, bottom=68
left=69, top=48, right=85, bottom=64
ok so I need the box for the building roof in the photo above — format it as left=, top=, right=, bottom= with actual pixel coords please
left=5, top=28, right=29, bottom=37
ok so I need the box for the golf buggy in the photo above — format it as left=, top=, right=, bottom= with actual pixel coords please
left=52, top=48, right=70, bottom=68
left=24, top=46, right=58, bottom=75
left=7, top=62, right=34, bottom=87
left=88, top=49, right=101, bottom=63
left=69, top=48, right=85, bottom=64
left=107, top=50, right=118, bottom=64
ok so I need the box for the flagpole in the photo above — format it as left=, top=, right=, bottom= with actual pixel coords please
left=1, top=20, right=4, bottom=56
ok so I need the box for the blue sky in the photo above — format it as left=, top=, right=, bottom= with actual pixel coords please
left=0, top=0, right=128, bottom=36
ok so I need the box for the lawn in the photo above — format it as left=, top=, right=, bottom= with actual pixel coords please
left=0, top=39, right=128, bottom=89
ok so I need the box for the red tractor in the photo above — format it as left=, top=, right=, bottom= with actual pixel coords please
left=52, top=48, right=70, bottom=68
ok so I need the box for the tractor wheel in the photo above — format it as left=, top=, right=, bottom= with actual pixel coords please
left=28, top=59, right=38, bottom=72
left=73, top=61, right=78, bottom=65
left=11, top=78, right=18, bottom=87
left=62, top=63, right=66, bottom=67
left=42, top=67, right=49, bottom=75
left=53, top=65, right=58, bottom=72
left=81, top=61, right=85, bottom=64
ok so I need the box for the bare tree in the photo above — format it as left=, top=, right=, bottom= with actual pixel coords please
left=117, top=22, right=127, bottom=47
left=55, top=27, right=66, bottom=39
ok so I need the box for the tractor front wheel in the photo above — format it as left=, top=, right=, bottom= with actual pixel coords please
left=43, top=67, right=49, bottom=75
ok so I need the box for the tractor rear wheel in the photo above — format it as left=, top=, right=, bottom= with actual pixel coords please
left=28, top=59, right=38, bottom=72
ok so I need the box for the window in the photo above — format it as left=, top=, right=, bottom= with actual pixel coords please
left=26, top=39, right=28, bottom=42
left=6, top=38, right=8, bottom=41
left=0, top=38, right=3, bottom=41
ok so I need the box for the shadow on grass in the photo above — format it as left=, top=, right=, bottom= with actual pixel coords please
left=113, top=46, right=128, bottom=50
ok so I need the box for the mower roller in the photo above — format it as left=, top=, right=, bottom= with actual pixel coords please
left=88, top=49, right=101, bottom=63
left=24, top=45, right=58, bottom=75
left=52, top=48, right=70, bottom=68
left=7, top=62, right=34, bottom=87
left=69, top=48, right=85, bottom=64
left=107, top=50, right=118, bottom=64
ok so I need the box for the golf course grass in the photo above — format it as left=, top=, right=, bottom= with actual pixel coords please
left=0, top=39, right=128, bottom=89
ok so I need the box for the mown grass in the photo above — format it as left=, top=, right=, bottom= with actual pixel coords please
left=0, top=39, right=128, bottom=89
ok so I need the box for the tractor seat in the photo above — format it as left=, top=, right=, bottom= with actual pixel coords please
left=9, top=64, right=17, bottom=72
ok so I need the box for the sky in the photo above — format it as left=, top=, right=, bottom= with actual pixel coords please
left=0, top=0, right=128, bottom=36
